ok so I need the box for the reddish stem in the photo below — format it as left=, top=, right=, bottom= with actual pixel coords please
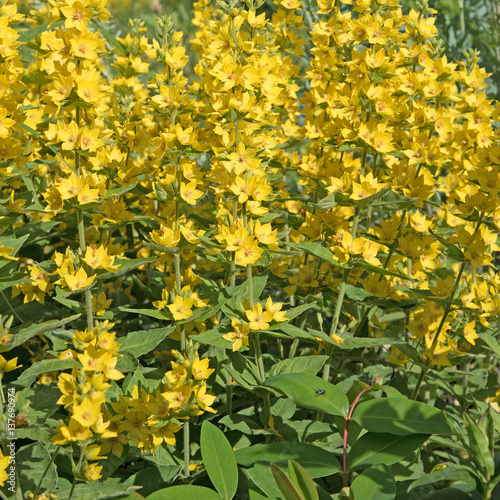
left=343, top=386, right=371, bottom=488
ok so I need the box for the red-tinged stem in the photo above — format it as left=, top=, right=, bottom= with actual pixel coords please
left=343, top=386, right=371, bottom=488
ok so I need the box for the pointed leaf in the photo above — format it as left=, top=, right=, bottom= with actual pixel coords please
left=350, top=465, right=396, bottom=500
left=201, top=421, right=238, bottom=500
left=119, top=326, right=175, bottom=358
left=352, top=397, right=451, bottom=435
left=263, top=373, right=349, bottom=417
left=288, top=460, right=319, bottom=500
left=348, top=432, right=429, bottom=470
left=235, top=441, right=340, bottom=478
left=145, top=486, right=223, bottom=500
left=271, top=463, right=304, bottom=500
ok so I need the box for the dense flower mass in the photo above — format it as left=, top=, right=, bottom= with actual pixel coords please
left=0, top=0, right=499, bottom=496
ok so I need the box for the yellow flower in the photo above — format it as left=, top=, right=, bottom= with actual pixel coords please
left=191, top=356, right=215, bottom=380
left=168, top=296, right=195, bottom=321
left=463, top=321, right=479, bottom=345
left=245, top=303, right=274, bottom=330
left=0, top=355, right=20, bottom=374
left=180, top=181, right=203, bottom=205
left=235, top=237, right=263, bottom=266
left=84, top=463, right=103, bottom=481
left=222, top=318, right=250, bottom=351
left=64, top=267, right=94, bottom=291
left=72, top=397, right=102, bottom=427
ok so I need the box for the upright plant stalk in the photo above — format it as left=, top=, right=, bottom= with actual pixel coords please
left=322, top=268, right=350, bottom=382
left=343, top=386, right=371, bottom=487
left=247, top=263, right=272, bottom=426
left=75, top=105, right=94, bottom=332
left=173, top=173, right=190, bottom=477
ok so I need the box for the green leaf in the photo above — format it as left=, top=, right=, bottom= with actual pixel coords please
left=14, top=359, right=77, bottom=388
left=408, top=465, right=477, bottom=491
left=370, top=191, right=418, bottom=211
left=288, top=460, right=319, bottom=500
left=344, top=284, right=373, bottom=301
left=18, top=19, right=65, bottom=43
left=201, top=421, right=238, bottom=500
left=315, top=191, right=353, bottom=209
left=267, top=356, right=328, bottom=377
left=1, top=314, right=80, bottom=353
left=17, top=443, right=58, bottom=494
left=56, top=482, right=141, bottom=500
left=352, top=397, right=451, bottom=435
left=479, top=332, right=500, bottom=359
left=92, top=19, right=129, bottom=55
left=263, top=373, right=349, bottom=417
left=354, top=261, right=414, bottom=281
left=98, top=257, right=156, bottom=280
left=337, top=337, right=405, bottom=350
left=196, top=328, right=234, bottom=349
left=347, top=433, right=429, bottom=470
left=119, top=326, right=175, bottom=358
left=105, top=182, right=138, bottom=199
left=271, top=463, right=303, bottom=500
left=145, top=486, right=223, bottom=500
left=119, top=307, right=170, bottom=320
left=465, top=414, right=495, bottom=478
left=235, top=442, right=341, bottom=478
left=350, top=465, right=396, bottom=500
left=247, top=462, right=286, bottom=499
left=286, top=242, right=347, bottom=269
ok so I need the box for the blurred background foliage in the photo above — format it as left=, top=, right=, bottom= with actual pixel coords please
left=43, top=0, right=500, bottom=98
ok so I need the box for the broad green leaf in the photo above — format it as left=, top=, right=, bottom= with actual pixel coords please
left=17, top=443, right=58, bottom=494
left=56, top=482, right=141, bottom=500
left=408, top=465, right=477, bottom=491
left=347, top=432, right=429, bottom=470
left=272, top=301, right=317, bottom=324
left=337, top=337, right=405, bottom=350
left=271, top=463, right=303, bottom=500
left=201, top=421, right=238, bottom=500
left=263, top=373, right=349, bottom=417
left=370, top=191, right=418, bottom=211
left=1, top=314, right=80, bottom=353
left=118, top=307, right=170, bottom=320
left=354, top=261, right=414, bottom=281
left=277, top=323, right=316, bottom=341
left=288, top=460, right=319, bottom=500
left=98, top=257, right=156, bottom=280
left=350, top=465, right=396, bottom=500
left=465, top=414, right=495, bottom=478
left=479, top=332, right=500, bottom=359
left=247, top=462, right=286, bottom=499
left=352, top=397, right=451, bottom=435
left=119, top=326, right=175, bottom=358
left=286, top=242, right=347, bottom=269
left=344, top=284, right=373, bottom=301
left=226, top=351, right=260, bottom=389
left=267, top=355, right=328, bottom=377
left=419, top=488, right=477, bottom=500
left=196, top=328, right=234, bottom=349
left=105, top=182, right=138, bottom=199
left=235, top=441, right=341, bottom=478
left=145, top=486, right=222, bottom=500
left=14, top=359, right=77, bottom=388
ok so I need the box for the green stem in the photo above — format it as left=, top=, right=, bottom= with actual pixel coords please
left=1, top=292, right=22, bottom=324
left=77, top=209, right=94, bottom=331
left=183, top=420, right=190, bottom=477
left=33, top=446, right=60, bottom=498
